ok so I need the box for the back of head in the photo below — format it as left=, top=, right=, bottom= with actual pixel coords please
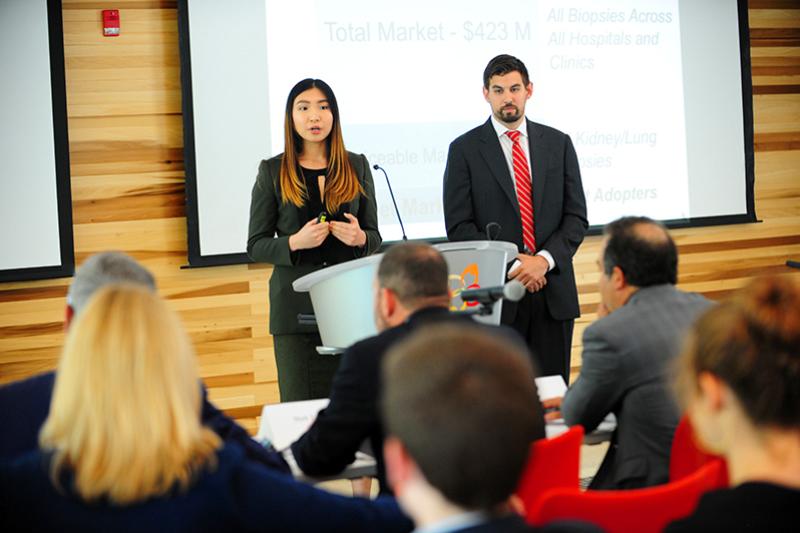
left=40, top=284, right=220, bottom=504
left=67, top=252, right=156, bottom=315
left=679, top=275, right=800, bottom=428
left=377, top=242, right=449, bottom=308
left=603, top=216, right=677, bottom=287
left=483, top=54, right=530, bottom=88
left=382, top=324, right=542, bottom=510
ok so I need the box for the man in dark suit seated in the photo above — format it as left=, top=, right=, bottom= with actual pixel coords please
left=0, top=251, right=288, bottom=473
left=292, top=242, right=504, bottom=492
left=381, top=324, right=599, bottom=533
left=545, top=217, right=713, bottom=489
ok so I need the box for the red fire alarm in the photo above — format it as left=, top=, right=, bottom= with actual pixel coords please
left=102, top=10, right=120, bottom=37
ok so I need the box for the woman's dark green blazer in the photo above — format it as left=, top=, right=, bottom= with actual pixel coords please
left=247, top=151, right=382, bottom=335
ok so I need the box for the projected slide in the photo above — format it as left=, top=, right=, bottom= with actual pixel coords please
left=264, top=0, right=686, bottom=240
left=183, top=0, right=749, bottom=259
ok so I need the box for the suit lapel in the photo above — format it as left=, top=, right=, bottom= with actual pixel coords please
left=527, top=119, right=546, bottom=221
left=478, top=119, right=520, bottom=218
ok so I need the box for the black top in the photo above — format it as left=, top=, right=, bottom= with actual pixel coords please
left=300, top=166, right=327, bottom=218
left=665, top=482, right=799, bottom=532
left=299, top=165, right=351, bottom=267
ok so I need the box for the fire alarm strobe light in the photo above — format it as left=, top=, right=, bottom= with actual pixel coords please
left=103, top=10, right=120, bottom=37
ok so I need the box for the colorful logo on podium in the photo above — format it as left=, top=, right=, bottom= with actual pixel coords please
left=449, top=263, right=480, bottom=310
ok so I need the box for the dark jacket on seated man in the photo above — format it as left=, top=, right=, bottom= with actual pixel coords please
left=290, top=307, right=476, bottom=492
left=0, top=371, right=289, bottom=473
left=0, top=443, right=412, bottom=533
left=291, top=307, right=534, bottom=493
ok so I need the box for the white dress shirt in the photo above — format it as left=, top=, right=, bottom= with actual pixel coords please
left=489, top=115, right=555, bottom=271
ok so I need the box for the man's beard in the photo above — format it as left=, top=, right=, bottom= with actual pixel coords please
left=498, top=105, right=521, bottom=123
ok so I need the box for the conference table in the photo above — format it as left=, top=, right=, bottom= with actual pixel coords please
left=257, top=376, right=616, bottom=483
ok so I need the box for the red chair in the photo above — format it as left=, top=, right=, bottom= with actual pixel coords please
left=515, top=425, right=584, bottom=521
left=670, top=415, right=729, bottom=486
left=530, top=459, right=725, bottom=533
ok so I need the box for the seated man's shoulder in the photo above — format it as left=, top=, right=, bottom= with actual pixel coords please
left=0, top=371, right=55, bottom=392
left=0, top=371, right=56, bottom=408
left=345, top=323, right=412, bottom=362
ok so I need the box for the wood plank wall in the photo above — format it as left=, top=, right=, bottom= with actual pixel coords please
left=1, top=0, right=798, bottom=435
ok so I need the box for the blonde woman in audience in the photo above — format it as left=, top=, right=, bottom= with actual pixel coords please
left=0, top=285, right=411, bottom=533
left=666, top=276, right=800, bottom=532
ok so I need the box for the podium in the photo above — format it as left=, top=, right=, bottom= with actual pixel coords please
left=292, top=254, right=383, bottom=353
left=293, top=240, right=519, bottom=352
left=435, top=241, right=518, bottom=326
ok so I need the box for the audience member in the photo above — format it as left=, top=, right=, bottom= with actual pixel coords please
left=0, top=285, right=412, bottom=532
left=291, top=242, right=538, bottom=493
left=545, top=216, right=712, bottom=489
left=0, top=251, right=287, bottom=472
left=666, top=276, right=800, bottom=532
left=382, top=325, right=599, bottom=533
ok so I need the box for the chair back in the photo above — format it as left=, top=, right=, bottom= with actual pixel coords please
left=670, top=415, right=729, bottom=485
left=531, top=459, right=725, bottom=533
left=515, top=425, right=584, bottom=520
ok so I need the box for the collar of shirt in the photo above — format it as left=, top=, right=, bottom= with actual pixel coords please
left=490, top=114, right=528, bottom=142
left=413, top=511, right=488, bottom=533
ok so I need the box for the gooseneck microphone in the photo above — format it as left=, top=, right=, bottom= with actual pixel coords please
left=372, top=164, right=407, bottom=241
left=460, top=280, right=526, bottom=306
left=485, top=222, right=502, bottom=241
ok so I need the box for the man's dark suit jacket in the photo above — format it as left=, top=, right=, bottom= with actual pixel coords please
left=291, top=307, right=537, bottom=493
left=443, top=118, right=587, bottom=322
left=0, top=371, right=289, bottom=473
left=291, top=307, right=458, bottom=492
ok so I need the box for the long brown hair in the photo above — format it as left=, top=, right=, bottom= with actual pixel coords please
left=279, top=78, right=363, bottom=213
left=676, top=275, right=800, bottom=428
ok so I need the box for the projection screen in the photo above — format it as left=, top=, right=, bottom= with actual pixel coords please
left=178, top=0, right=754, bottom=266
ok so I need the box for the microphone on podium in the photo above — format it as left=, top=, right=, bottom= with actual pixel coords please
left=485, top=222, right=502, bottom=241
left=372, top=164, right=407, bottom=241
left=460, top=280, right=526, bottom=306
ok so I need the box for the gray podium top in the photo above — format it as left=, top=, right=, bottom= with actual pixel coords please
left=292, top=241, right=520, bottom=351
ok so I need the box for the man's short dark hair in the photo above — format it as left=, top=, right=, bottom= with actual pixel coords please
left=377, top=242, right=449, bottom=306
left=382, top=325, right=542, bottom=510
left=483, top=54, right=530, bottom=89
left=602, top=216, right=678, bottom=287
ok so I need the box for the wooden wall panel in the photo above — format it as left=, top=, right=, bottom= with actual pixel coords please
left=1, top=1, right=799, bottom=435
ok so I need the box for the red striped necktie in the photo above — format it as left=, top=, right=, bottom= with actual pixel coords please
left=506, top=130, right=536, bottom=253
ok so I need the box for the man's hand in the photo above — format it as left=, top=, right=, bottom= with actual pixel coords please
left=329, top=213, right=367, bottom=247
left=542, top=397, right=563, bottom=422
left=508, top=254, right=549, bottom=292
left=289, top=218, right=330, bottom=251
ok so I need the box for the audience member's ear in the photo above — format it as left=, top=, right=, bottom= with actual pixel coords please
left=383, top=436, right=413, bottom=494
left=697, top=371, right=725, bottom=412
left=611, top=265, right=626, bottom=290
left=64, top=305, right=75, bottom=331
left=691, top=371, right=732, bottom=455
left=381, top=288, right=397, bottom=318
